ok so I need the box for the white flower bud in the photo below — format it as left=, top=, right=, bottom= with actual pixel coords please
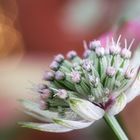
left=43, top=71, right=54, bottom=81
left=95, top=47, right=105, bottom=57
left=89, top=40, right=101, bottom=50
left=110, top=44, right=121, bottom=55
left=54, top=54, right=64, bottom=63
left=82, top=59, right=92, bottom=71
left=39, top=100, right=47, bottom=110
left=40, top=89, right=51, bottom=100
left=67, top=51, right=77, bottom=60
left=55, top=71, right=65, bottom=80
left=37, top=84, right=48, bottom=93
left=106, top=67, right=116, bottom=77
left=71, top=71, right=81, bottom=83
left=121, top=48, right=131, bottom=59
left=56, top=89, right=68, bottom=99
left=49, top=61, right=60, bottom=71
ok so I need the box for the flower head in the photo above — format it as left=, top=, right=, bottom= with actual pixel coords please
left=19, top=36, right=140, bottom=133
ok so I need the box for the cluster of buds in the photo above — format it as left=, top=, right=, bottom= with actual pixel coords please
left=19, top=36, right=140, bottom=133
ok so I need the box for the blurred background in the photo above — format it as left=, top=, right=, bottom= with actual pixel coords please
left=0, top=0, right=140, bottom=139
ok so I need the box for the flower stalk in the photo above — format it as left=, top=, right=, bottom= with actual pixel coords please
left=104, top=113, right=128, bottom=140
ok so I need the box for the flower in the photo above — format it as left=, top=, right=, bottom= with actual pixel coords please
left=19, top=36, right=140, bottom=133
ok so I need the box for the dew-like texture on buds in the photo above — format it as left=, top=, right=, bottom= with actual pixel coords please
left=20, top=36, right=140, bottom=133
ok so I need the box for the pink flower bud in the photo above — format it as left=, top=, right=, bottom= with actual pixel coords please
left=66, top=50, right=77, bottom=60
left=56, top=89, right=68, bottom=99
left=121, top=48, right=131, bottom=59
left=40, top=89, right=51, bottom=99
left=82, top=59, right=92, bottom=71
left=43, top=71, right=54, bottom=81
left=89, top=40, right=101, bottom=50
left=55, top=71, right=65, bottom=80
left=49, top=61, right=60, bottom=71
left=54, top=54, right=64, bottom=63
left=71, top=71, right=81, bottom=83
left=106, top=67, right=116, bottom=77
left=95, top=47, right=105, bottom=57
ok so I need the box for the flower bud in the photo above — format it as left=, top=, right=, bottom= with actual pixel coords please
left=37, top=84, right=48, bottom=93
left=40, top=89, right=51, bottom=99
left=106, top=67, right=116, bottom=77
left=66, top=51, right=77, bottom=60
left=56, top=89, right=68, bottom=99
left=55, top=71, right=65, bottom=80
left=83, top=49, right=91, bottom=58
left=95, top=47, right=105, bottom=57
left=89, top=40, right=101, bottom=50
left=82, top=59, right=92, bottom=72
left=71, top=71, right=81, bottom=83
left=43, top=71, right=54, bottom=81
left=110, top=44, right=121, bottom=55
left=121, top=48, right=131, bottom=59
left=49, top=61, right=60, bottom=71
left=54, top=54, right=64, bottom=63
left=89, top=76, right=99, bottom=87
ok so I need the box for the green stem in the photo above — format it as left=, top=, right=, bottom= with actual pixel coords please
left=104, top=113, right=129, bottom=140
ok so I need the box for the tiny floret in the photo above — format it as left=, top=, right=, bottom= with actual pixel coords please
left=67, top=50, right=77, bottom=60
left=54, top=54, right=64, bottom=63
left=71, top=71, right=81, bottom=83
left=49, top=61, right=60, bottom=71
left=89, top=40, right=101, bottom=50
left=43, top=71, right=54, bottom=81
left=56, top=89, right=68, bottom=99
left=106, top=66, right=116, bottom=77
left=55, top=71, right=65, bottom=80
left=95, top=47, right=105, bottom=57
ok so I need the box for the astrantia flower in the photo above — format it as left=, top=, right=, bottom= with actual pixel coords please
left=19, top=36, right=140, bottom=133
